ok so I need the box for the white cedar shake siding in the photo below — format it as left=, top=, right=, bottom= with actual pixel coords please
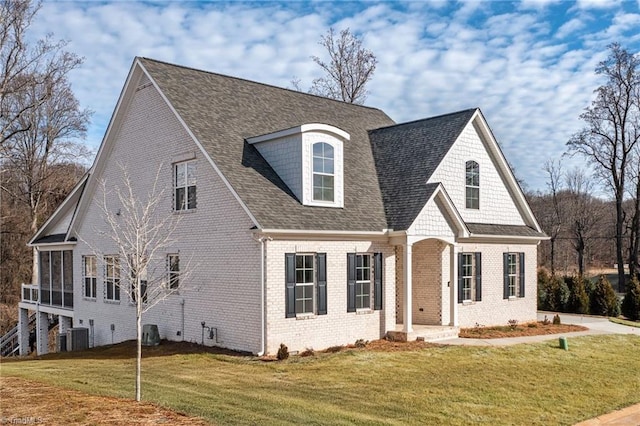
left=73, top=80, right=261, bottom=353
left=252, top=134, right=303, bottom=201
left=428, top=121, right=525, bottom=226
left=265, top=240, right=395, bottom=354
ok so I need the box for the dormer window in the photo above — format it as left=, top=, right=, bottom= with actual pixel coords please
left=247, top=123, right=348, bottom=208
left=466, top=160, right=479, bottom=209
left=312, top=142, right=334, bottom=202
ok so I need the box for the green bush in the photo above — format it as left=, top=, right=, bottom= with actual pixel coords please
left=621, top=276, right=640, bottom=321
left=277, top=343, right=289, bottom=360
left=565, top=275, right=590, bottom=314
left=537, top=268, right=552, bottom=310
left=552, top=314, right=561, bottom=325
left=590, top=275, right=620, bottom=317
left=552, top=275, right=570, bottom=312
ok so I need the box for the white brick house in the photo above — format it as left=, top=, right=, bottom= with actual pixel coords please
left=18, top=58, right=546, bottom=356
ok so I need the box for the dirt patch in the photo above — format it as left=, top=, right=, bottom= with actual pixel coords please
left=459, top=321, right=588, bottom=339
left=0, top=376, right=210, bottom=425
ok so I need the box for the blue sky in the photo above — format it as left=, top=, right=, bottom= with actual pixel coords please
left=30, top=0, right=640, bottom=193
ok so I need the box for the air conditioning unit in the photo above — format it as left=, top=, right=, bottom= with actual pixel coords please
left=67, top=327, right=89, bottom=351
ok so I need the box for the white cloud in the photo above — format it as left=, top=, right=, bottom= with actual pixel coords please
left=575, top=0, right=621, bottom=9
left=27, top=1, right=640, bottom=192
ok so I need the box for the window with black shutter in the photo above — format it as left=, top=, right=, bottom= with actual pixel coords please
left=285, top=253, right=326, bottom=317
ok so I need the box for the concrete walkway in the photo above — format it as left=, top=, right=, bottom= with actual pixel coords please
left=438, top=312, right=640, bottom=425
left=437, top=312, right=639, bottom=346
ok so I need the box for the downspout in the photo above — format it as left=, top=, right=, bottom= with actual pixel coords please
left=254, top=236, right=271, bottom=356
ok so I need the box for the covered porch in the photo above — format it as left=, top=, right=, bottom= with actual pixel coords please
left=391, top=235, right=460, bottom=341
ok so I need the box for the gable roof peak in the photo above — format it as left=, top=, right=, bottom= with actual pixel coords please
left=136, top=56, right=388, bottom=115
left=370, top=107, right=479, bottom=134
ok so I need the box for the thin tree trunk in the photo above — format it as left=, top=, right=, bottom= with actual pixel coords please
left=577, top=238, right=585, bottom=277
left=550, top=237, right=556, bottom=275
left=136, top=306, right=141, bottom=402
left=616, top=198, right=626, bottom=292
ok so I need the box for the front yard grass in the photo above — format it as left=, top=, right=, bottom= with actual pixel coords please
left=2, top=335, right=640, bottom=425
left=610, top=317, right=640, bottom=328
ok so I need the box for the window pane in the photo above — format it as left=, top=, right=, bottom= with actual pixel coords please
left=187, top=186, right=196, bottom=209
left=296, top=269, right=304, bottom=283
left=175, top=187, right=185, bottom=211
left=175, top=163, right=185, bottom=186
left=187, top=162, right=196, bottom=185
left=304, top=270, right=314, bottom=284
left=313, top=157, right=323, bottom=173
left=63, top=251, right=73, bottom=292
left=51, top=251, right=62, bottom=290
left=295, top=255, right=303, bottom=269
left=323, top=158, right=334, bottom=174
left=40, top=252, right=50, bottom=290
left=313, top=143, right=324, bottom=156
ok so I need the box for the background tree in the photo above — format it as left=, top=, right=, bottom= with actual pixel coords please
left=0, top=0, right=88, bottom=333
left=92, top=165, right=190, bottom=402
left=565, top=168, right=600, bottom=277
left=1, top=0, right=82, bottom=147
left=295, top=27, right=377, bottom=104
left=542, top=159, right=564, bottom=275
left=567, top=43, right=640, bottom=291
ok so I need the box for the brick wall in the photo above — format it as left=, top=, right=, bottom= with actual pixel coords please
left=73, top=77, right=262, bottom=354
left=265, top=239, right=395, bottom=354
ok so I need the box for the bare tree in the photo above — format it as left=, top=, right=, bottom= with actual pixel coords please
left=567, top=43, right=640, bottom=290
left=543, top=159, right=564, bottom=275
left=565, top=168, right=600, bottom=276
left=1, top=0, right=83, bottom=148
left=626, top=155, right=640, bottom=278
left=91, top=164, right=190, bottom=402
left=308, top=28, right=377, bottom=104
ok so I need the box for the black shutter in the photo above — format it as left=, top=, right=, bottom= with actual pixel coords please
left=457, top=252, right=464, bottom=303
left=285, top=253, right=296, bottom=318
left=374, top=253, right=383, bottom=310
left=475, top=252, right=482, bottom=301
left=503, top=253, right=509, bottom=299
left=317, top=253, right=327, bottom=315
left=347, top=253, right=356, bottom=312
left=519, top=252, right=525, bottom=298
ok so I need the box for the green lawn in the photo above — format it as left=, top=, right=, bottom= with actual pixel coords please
left=3, top=335, right=640, bottom=425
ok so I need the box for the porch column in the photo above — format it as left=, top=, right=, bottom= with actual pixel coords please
left=449, top=244, right=459, bottom=327
left=18, top=308, right=30, bottom=356
left=36, top=311, right=49, bottom=355
left=403, top=243, right=413, bottom=333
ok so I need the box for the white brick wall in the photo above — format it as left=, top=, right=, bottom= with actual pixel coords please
left=72, top=80, right=262, bottom=354
left=264, top=239, right=395, bottom=354
left=456, top=242, right=537, bottom=327
left=395, top=239, right=537, bottom=328
left=428, top=122, right=525, bottom=226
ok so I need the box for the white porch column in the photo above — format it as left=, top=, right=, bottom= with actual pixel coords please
left=36, top=311, right=49, bottom=355
left=449, top=244, right=459, bottom=327
left=18, top=308, right=30, bottom=356
left=403, top=243, right=413, bottom=333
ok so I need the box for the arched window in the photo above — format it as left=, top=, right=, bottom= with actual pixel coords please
left=313, top=142, right=334, bottom=202
left=466, top=161, right=479, bottom=209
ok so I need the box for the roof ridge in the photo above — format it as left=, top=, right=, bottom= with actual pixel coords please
left=369, top=107, right=478, bottom=133
left=137, top=56, right=389, bottom=114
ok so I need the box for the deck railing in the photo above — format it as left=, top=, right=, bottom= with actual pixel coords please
left=21, top=284, right=39, bottom=303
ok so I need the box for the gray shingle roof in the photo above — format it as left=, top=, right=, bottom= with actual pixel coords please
left=140, top=58, right=395, bottom=232
left=466, top=223, right=547, bottom=238
left=369, top=109, right=477, bottom=231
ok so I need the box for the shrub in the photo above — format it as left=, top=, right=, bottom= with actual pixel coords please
left=565, top=275, right=590, bottom=314
left=299, top=348, right=315, bottom=357
left=537, top=268, right=552, bottom=310
left=527, top=322, right=537, bottom=328
left=551, top=275, right=570, bottom=312
left=590, top=275, right=620, bottom=317
left=277, top=343, right=289, bottom=360
left=621, top=276, right=640, bottom=321
left=541, top=315, right=551, bottom=325
left=552, top=314, right=561, bottom=325
left=354, top=339, right=368, bottom=348
left=507, top=319, right=518, bottom=330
